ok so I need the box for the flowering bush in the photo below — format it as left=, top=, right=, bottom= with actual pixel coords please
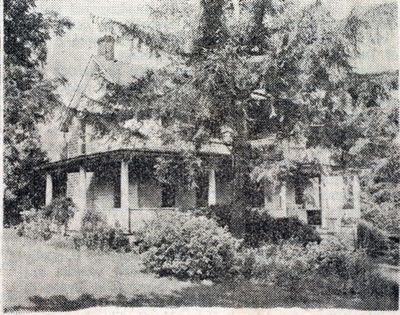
left=136, top=211, right=241, bottom=281
left=73, top=210, right=130, bottom=252
left=42, top=197, right=76, bottom=234
left=17, top=210, right=53, bottom=240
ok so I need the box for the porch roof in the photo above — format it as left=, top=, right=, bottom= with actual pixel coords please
left=38, top=148, right=231, bottom=173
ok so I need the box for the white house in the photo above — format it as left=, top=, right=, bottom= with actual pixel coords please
left=41, top=35, right=361, bottom=233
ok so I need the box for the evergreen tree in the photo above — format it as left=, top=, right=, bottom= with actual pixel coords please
left=79, top=0, right=396, bottom=233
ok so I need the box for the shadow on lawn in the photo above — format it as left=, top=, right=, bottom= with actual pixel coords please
left=4, top=281, right=399, bottom=312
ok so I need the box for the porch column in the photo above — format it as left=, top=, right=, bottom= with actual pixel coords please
left=45, top=173, right=53, bottom=206
left=353, top=174, right=361, bottom=219
left=279, top=182, right=287, bottom=215
left=264, top=179, right=270, bottom=210
left=320, top=175, right=329, bottom=228
left=121, top=161, right=129, bottom=212
left=208, top=167, right=217, bottom=206
left=78, top=166, right=87, bottom=212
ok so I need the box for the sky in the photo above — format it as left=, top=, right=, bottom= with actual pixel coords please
left=35, top=0, right=398, bottom=160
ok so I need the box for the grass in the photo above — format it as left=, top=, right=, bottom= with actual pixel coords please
left=3, top=228, right=399, bottom=312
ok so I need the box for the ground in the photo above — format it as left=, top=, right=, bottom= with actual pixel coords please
left=3, top=228, right=398, bottom=312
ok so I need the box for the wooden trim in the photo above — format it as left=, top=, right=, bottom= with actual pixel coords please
left=37, top=149, right=230, bottom=172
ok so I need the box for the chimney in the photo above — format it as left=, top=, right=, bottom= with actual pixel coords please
left=97, top=35, right=115, bottom=60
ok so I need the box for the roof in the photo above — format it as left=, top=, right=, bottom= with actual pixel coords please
left=68, top=54, right=166, bottom=108
left=60, top=53, right=168, bottom=130
left=93, top=55, right=159, bottom=85
left=39, top=147, right=231, bottom=172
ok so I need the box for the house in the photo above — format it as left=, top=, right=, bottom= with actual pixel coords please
left=40, top=35, right=361, bottom=233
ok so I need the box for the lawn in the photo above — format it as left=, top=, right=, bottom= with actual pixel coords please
left=2, top=228, right=398, bottom=312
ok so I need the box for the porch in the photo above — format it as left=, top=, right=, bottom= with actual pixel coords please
left=42, top=149, right=232, bottom=233
left=41, top=150, right=361, bottom=234
left=262, top=166, right=361, bottom=233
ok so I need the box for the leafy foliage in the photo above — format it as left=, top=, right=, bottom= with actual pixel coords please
left=357, top=220, right=399, bottom=264
left=4, top=0, right=73, bottom=225
left=244, top=210, right=321, bottom=247
left=17, top=210, right=53, bottom=240
left=73, top=211, right=131, bottom=252
left=80, top=1, right=397, bottom=236
left=194, top=205, right=321, bottom=247
left=136, top=211, right=240, bottom=281
left=42, top=197, right=76, bottom=233
left=193, top=204, right=234, bottom=228
left=237, top=239, right=398, bottom=297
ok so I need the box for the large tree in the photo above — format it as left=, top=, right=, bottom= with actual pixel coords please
left=4, top=0, right=73, bottom=225
left=79, top=0, right=395, bottom=233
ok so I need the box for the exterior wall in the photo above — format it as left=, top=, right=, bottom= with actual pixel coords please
left=286, top=179, right=320, bottom=224
left=264, top=183, right=283, bottom=217
left=87, top=172, right=114, bottom=212
left=67, top=172, right=94, bottom=230
left=138, top=180, right=162, bottom=208
left=65, top=157, right=359, bottom=232
left=66, top=164, right=216, bottom=231
left=66, top=117, right=83, bottom=159
left=176, top=187, right=197, bottom=209
left=67, top=172, right=81, bottom=230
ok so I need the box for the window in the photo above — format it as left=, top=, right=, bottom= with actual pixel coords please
left=113, top=172, right=121, bottom=208
left=161, top=184, right=175, bottom=207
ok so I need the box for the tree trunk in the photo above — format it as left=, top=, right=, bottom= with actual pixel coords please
left=230, top=106, right=252, bottom=237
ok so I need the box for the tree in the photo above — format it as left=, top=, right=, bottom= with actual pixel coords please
left=4, top=0, right=73, bottom=225
left=77, top=0, right=388, bottom=234
left=345, top=79, right=399, bottom=234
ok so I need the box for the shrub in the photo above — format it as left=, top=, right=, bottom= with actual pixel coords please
left=42, top=197, right=76, bottom=234
left=17, top=210, right=53, bottom=240
left=194, top=206, right=320, bottom=247
left=236, top=238, right=398, bottom=297
left=241, top=242, right=314, bottom=281
left=193, top=204, right=233, bottom=228
left=73, top=211, right=130, bottom=252
left=244, top=209, right=321, bottom=247
left=136, top=211, right=241, bottom=281
left=357, top=220, right=395, bottom=257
